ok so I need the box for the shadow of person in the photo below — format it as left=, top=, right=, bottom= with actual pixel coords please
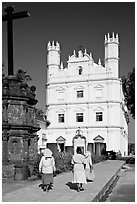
left=39, top=183, right=53, bottom=190
left=66, top=182, right=78, bottom=191
left=87, top=179, right=94, bottom=182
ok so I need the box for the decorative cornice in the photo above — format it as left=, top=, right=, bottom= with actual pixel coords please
left=104, top=57, right=119, bottom=61
left=47, top=100, right=122, bottom=106
left=47, top=125, right=124, bottom=130
left=46, top=77, right=121, bottom=86
left=2, top=123, right=40, bottom=132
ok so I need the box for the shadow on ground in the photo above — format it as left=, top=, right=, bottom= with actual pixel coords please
left=66, top=182, right=78, bottom=191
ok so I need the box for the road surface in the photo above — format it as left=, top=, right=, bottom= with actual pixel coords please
left=106, top=162, right=135, bottom=202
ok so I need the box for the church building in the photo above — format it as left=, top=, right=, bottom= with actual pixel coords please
left=45, top=33, right=129, bottom=156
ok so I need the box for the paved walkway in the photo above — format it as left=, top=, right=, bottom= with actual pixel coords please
left=2, top=160, right=125, bottom=202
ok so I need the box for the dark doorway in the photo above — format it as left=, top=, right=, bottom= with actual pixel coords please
left=58, top=143, right=64, bottom=152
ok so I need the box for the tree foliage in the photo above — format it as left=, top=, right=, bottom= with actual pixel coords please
left=122, top=68, right=135, bottom=119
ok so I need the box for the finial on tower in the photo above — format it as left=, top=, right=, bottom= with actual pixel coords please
left=90, top=53, right=92, bottom=59
left=98, top=58, right=101, bottom=65
left=84, top=49, right=87, bottom=54
left=105, top=35, right=107, bottom=44
left=107, top=33, right=110, bottom=41
left=47, top=41, right=51, bottom=50
left=112, top=32, right=115, bottom=40
left=56, top=41, right=60, bottom=50
left=116, top=33, right=119, bottom=43
left=52, top=41, right=55, bottom=48
left=60, top=62, right=63, bottom=70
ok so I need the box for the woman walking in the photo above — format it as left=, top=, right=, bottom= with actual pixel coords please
left=85, top=151, right=94, bottom=182
left=71, top=147, right=87, bottom=192
left=39, top=148, right=56, bottom=192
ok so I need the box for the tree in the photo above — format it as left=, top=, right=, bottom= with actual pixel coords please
left=2, top=62, right=6, bottom=79
left=128, top=143, right=135, bottom=155
left=122, top=68, right=135, bottom=119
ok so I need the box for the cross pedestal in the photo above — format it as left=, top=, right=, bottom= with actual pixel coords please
left=2, top=6, right=40, bottom=180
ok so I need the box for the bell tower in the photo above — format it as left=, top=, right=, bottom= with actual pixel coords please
left=104, top=33, right=119, bottom=78
left=47, top=41, right=60, bottom=80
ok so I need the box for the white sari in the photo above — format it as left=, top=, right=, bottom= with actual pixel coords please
left=72, top=154, right=87, bottom=184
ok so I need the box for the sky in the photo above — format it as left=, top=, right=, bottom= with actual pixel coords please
left=2, top=1, right=135, bottom=142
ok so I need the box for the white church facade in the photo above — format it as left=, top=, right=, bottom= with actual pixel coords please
left=45, top=33, right=129, bottom=156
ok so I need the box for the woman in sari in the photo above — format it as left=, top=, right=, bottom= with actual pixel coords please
left=71, top=147, right=87, bottom=192
left=85, top=151, right=95, bottom=182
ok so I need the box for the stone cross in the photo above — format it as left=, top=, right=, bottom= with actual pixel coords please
left=2, top=6, right=30, bottom=75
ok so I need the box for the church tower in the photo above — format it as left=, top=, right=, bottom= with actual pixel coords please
left=104, top=33, right=119, bottom=78
left=47, top=41, right=60, bottom=79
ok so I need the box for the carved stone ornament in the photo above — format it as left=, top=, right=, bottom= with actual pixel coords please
left=2, top=130, right=9, bottom=141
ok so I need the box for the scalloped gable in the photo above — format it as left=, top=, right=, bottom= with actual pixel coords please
left=68, top=53, right=91, bottom=63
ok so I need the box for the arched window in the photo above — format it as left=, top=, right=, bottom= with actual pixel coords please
left=78, top=66, right=83, bottom=75
left=58, top=114, right=65, bottom=123
left=76, top=113, right=84, bottom=122
left=96, top=112, right=103, bottom=121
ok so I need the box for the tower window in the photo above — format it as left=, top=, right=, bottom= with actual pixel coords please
left=96, top=112, right=103, bottom=121
left=78, top=66, right=83, bottom=75
left=76, top=113, right=83, bottom=122
left=58, top=114, right=65, bottom=123
left=77, top=90, right=83, bottom=98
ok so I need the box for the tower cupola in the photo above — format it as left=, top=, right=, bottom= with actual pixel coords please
left=47, top=41, right=60, bottom=66
left=104, top=32, right=119, bottom=78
